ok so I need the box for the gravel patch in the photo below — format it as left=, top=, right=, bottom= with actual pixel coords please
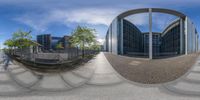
left=104, top=53, right=200, bottom=84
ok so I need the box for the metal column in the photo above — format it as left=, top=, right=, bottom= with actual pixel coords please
left=120, top=18, right=124, bottom=55
left=185, top=17, right=188, bottom=55
left=149, top=8, right=153, bottom=59
left=180, top=19, right=183, bottom=54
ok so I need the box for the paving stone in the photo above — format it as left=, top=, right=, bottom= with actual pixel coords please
left=173, top=82, right=200, bottom=92
left=186, top=73, right=200, bottom=81
left=0, top=52, right=200, bottom=99
left=35, top=75, right=69, bottom=90
left=0, top=73, right=11, bottom=82
left=72, top=67, right=94, bottom=78
left=88, top=73, right=122, bottom=85
left=14, top=71, right=38, bottom=85
left=0, top=84, right=21, bottom=92
left=192, top=66, right=200, bottom=72
left=0, top=67, right=6, bottom=72
left=8, top=65, right=21, bottom=70
left=92, top=53, right=116, bottom=74
left=10, top=67, right=27, bottom=74
left=61, top=71, right=87, bottom=86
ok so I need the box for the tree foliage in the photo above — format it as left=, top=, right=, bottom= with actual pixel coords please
left=55, top=42, right=64, bottom=49
left=90, top=41, right=101, bottom=50
left=4, top=29, right=33, bottom=49
left=4, top=39, right=15, bottom=48
left=69, top=26, right=101, bottom=57
left=69, top=26, right=96, bottom=49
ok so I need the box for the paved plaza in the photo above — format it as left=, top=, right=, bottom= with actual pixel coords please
left=0, top=51, right=200, bottom=99
left=104, top=52, right=199, bottom=84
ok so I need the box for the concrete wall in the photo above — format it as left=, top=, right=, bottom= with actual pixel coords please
left=185, top=17, right=199, bottom=54
left=106, top=18, right=119, bottom=54
left=111, top=18, right=118, bottom=54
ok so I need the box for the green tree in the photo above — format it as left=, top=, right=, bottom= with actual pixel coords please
left=56, top=42, right=64, bottom=49
left=90, top=41, right=101, bottom=51
left=4, top=39, right=15, bottom=48
left=4, top=39, right=15, bottom=54
left=12, top=30, right=32, bottom=49
left=70, top=26, right=96, bottom=57
left=4, top=29, right=33, bottom=57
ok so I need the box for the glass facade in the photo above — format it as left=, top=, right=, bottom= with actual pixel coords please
left=37, top=34, right=70, bottom=51
left=123, top=19, right=143, bottom=54
left=59, top=36, right=71, bottom=49
left=104, top=17, right=199, bottom=58
left=37, top=34, right=51, bottom=50
left=52, top=37, right=62, bottom=49
left=105, top=31, right=109, bottom=52
left=122, top=19, right=182, bottom=57
left=161, top=24, right=181, bottom=55
left=143, top=33, right=161, bottom=56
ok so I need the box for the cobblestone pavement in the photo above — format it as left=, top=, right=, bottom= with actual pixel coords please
left=0, top=51, right=200, bottom=100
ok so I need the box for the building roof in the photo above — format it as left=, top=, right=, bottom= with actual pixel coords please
left=118, top=8, right=186, bottom=19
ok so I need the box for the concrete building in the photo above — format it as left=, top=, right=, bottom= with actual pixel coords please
left=104, top=8, right=199, bottom=59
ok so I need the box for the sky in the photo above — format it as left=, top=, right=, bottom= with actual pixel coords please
left=0, top=0, right=200, bottom=48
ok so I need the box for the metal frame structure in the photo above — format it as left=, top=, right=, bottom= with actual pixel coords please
left=105, top=8, right=199, bottom=59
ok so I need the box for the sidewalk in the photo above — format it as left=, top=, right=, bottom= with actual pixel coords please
left=0, top=52, right=200, bottom=99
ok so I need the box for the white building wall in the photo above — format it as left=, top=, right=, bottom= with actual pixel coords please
left=185, top=17, right=198, bottom=54
left=195, top=33, right=198, bottom=52
left=108, top=24, right=112, bottom=52
left=103, top=41, right=106, bottom=51
left=111, top=18, right=118, bottom=54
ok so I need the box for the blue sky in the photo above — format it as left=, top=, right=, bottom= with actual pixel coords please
left=0, top=0, right=200, bottom=48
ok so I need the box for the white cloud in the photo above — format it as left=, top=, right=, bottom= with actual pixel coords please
left=97, top=38, right=105, bottom=45
left=14, top=7, right=180, bottom=34
left=14, top=13, right=52, bottom=32
left=51, top=8, right=122, bottom=26
left=125, top=14, right=149, bottom=26
left=152, top=13, right=178, bottom=32
left=16, top=19, right=46, bottom=32
left=124, top=13, right=178, bottom=32
left=14, top=8, right=123, bottom=32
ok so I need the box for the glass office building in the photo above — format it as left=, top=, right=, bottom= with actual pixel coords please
left=52, top=37, right=63, bottom=49
left=58, top=36, right=71, bottom=49
left=143, top=32, right=161, bottom=56
left=37, top=34, right=70, bottom=51
left=104, top=8, right=199, bottom=59
left=123, top=19, right=143, bottom=55
left=37, top=34, right=51, bottom=50
left=161, top=19, right=181, bottom=55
